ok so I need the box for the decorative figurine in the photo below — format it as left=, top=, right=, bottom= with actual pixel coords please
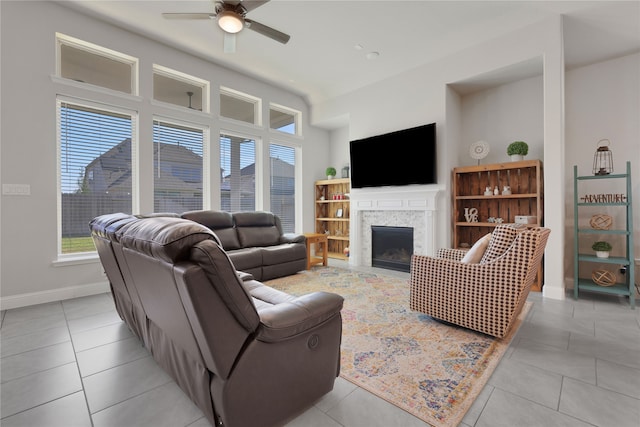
left=502, top=185, right=512, bottom=195
left=464, top=207, right=479, bottom=222
left=494, top=186, right=499, bottom=195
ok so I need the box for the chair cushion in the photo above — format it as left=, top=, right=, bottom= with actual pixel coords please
left=480, top=224, right=521, bottom=264
left=461, top=233, right=492, bottom=263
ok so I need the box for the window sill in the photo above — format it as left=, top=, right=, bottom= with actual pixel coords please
left=52, top=253, right=100, bottom=267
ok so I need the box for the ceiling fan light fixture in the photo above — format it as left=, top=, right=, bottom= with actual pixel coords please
left=218, top=10, right=244, bottom=33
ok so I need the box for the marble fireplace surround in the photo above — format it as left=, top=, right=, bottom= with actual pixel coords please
left=348, top=187, right=441, bottom=268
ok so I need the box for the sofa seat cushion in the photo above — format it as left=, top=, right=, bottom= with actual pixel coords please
left=226, top=247, right=262, bottom=271
left=243, top=279, right=296, bottom=309
left=261, top=243, right=306, bottom=266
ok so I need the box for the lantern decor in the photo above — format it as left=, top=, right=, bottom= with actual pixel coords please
left=592, top=139, right=613, bottom=175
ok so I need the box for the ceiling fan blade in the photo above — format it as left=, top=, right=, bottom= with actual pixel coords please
left=238, top=1, right=270, bottom=13
left=245, top=19, right=290, bottom=44
left=162, top=13, right=215, bottom=20
left=223, top=32, right=237, bottom=53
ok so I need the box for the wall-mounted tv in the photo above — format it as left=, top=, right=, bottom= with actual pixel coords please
left=349, top=122, right=436, bottom=189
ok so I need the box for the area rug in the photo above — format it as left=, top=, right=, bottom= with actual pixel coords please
left=266, top=266, right=531, bottom=427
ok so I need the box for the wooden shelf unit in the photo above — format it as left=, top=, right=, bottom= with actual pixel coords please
left=452, top=160, right=544, bottom=290
left=314, top=178, right=350, bottom=260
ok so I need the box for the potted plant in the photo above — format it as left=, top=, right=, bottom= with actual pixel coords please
left=326, top=166, right=337, bottom=180
left=507, top=141, right=528, bottom=161
left=591, top=241, right=612, bottom=258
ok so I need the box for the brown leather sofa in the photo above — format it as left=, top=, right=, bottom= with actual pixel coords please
left=181, top=210, right=307, bottom=281
left=90, top=213, right=344, bottom=427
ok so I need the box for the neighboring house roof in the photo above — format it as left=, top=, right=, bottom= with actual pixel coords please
left=84, top=138, right=203, bottom=194
left=85, top=139, right=294, bottom=195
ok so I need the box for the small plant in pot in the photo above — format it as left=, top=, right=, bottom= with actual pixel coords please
left=326, top=167, right=337, bottom=179
left=592, top=241, right=612, bottom=258
left=507, top=141, right=528, bottom=161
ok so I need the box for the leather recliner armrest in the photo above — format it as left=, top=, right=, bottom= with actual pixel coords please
left=255, top=291, right=344, bottom=342
left=280, top=233, right=306, bottom=244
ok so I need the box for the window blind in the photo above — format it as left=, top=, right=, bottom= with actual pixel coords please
left=220, top=133, right=256, bottom=212
left=58, top=101, right=133, bottom=254
left=152, top=120, right=204, bottom=213
left=269, top=144, right=296, bottom=232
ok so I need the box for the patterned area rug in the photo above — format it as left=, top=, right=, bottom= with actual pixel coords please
left=266, top=266, right=531, bottom=427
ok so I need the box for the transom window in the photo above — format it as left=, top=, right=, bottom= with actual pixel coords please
left=269, top=104, right=300, bottom=136
left=153, top=65, right=209, bottom=113
left=57, top=33, right=138, bottom=95
left=220, top=87, right=261, bottom=125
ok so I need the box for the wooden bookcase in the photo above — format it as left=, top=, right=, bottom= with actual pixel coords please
left=452, top=160, right=544, bottom=290
left=314, top=178, right=350, bottom=260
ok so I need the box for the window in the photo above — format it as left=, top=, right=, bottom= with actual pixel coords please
left=57, top=33, right=138, bottom=95
left=58, top=99, right=135, bottom=254
left=220, top=133, right=256, bottom=212
left=269, top=104, right=300, bottom=135
left=269, top=144, right=296, bottom=232
left=153, top=65, right=209, bottom=112
left=153, top=120, right=207, bottom=213
left=220, top=87, right=261, bottom=125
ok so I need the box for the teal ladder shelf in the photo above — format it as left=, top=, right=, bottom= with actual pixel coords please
left=573, top=161, right=635, bottom=308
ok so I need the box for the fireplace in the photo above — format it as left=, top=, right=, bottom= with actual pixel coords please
left=371, top=226, right=414, bottom=272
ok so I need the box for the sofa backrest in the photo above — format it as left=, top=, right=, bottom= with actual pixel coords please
left=233, top=211, right=282, bottom=248
left=114, top=216, right=259, bottom=378
left=181, top=210, right=241, bottom=250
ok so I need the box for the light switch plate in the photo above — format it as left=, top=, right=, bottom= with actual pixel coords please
left=2, top=184, right=31, bottom=196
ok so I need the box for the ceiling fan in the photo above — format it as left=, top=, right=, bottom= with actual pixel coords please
left=162, top=0, right=290, bottom=53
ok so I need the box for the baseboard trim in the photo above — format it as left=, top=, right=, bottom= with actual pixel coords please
left=0, top=281, right=110, bottom=310
left=542, top=281, right=567, bottom=300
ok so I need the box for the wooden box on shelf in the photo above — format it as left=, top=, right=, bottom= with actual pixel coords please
left=314, top=178, right=350, bottom=260
left=452, top=160, right=544, bottom=290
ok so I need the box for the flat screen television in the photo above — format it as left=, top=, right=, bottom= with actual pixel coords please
left=349, top=122, right=436, bottom=189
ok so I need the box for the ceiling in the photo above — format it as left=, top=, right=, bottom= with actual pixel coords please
left=58, top=1, right=640, bottom=106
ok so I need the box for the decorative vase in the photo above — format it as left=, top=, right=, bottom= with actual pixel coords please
left=595, top=251, right=610, bottom=259
left=510, top=154, right=524, bottom=161
left=327, top=175, right=334, bottom=180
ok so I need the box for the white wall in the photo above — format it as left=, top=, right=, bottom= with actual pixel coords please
left=0, top=1, right=330, bottom=308
left=311, top=18, right=638, bottom=299
left=311, top=17, right=566, bottom=296
left=565, top=53, right=640, bottom=286
left=459, top=75, right=544, bottom=166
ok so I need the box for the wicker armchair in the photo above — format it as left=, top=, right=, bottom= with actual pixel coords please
left=410, top=225, right=550, bottom=338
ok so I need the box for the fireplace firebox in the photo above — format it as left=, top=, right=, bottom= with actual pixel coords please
left=371, top=226, right=414, bottom=272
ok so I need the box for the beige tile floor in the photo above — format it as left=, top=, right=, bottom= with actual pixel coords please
left=1, top=260, right=639, bottom=427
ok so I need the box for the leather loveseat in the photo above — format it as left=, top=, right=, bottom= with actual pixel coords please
left=181, top=210, right=307, bottom=281
left=90, top=213, right=344, bottom=427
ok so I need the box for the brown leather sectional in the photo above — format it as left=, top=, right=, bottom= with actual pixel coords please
left=181, top=210, right=307, bottom=281
left=90, top=213, right=344, bottom=427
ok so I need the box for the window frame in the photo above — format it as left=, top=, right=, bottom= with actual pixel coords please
left=56, top=96, right=139, bottom=260
left=152, top=116, right=211, bottom=212
left=269, top=103, right=302, bottom=137
left=56, top=33, right=139, bottom=96
left=152, top=64, right=210, bottom=113
left=219, top=86, right=262, bottom=126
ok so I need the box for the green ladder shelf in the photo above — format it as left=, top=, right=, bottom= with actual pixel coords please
left=573, top=161, right=635, bottom=308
